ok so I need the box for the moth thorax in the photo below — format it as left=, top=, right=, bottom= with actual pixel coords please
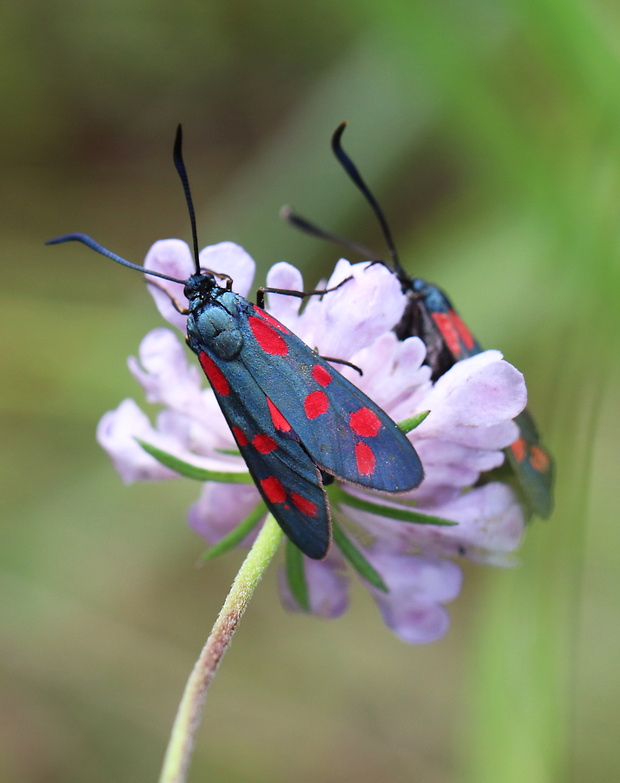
left=189, top=304, right=244, bottom=360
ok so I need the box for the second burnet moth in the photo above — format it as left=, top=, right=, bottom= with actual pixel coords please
left=283, top=123, right=554, bottom=519
left=47, top=126, right=424, bottom=560
left=392, top=277, right=553, bottom=519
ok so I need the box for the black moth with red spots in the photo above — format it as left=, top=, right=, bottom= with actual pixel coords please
left=283, top=122, right=554, bottom=519
left=393, top=276, right=554, bottom=519
left=47, top=126, right=424, bottom=560
left=184, top=271, right=424, bottom=558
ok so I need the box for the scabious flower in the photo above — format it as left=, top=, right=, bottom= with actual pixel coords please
left=98, top=238, right=528, bottom=644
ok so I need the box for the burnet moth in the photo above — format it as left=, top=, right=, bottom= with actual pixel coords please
left=283, top=123, right=554, bottom=519
left=47, top=126, right=424, bottom=560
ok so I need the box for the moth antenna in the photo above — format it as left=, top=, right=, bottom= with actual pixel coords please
left=331, top=122, right=406, bottom=282
left=280, top=206, right=381, bottom=260
left=173, top=124, right=201, bottom=274
left=45, top=233, right=186, bottom=285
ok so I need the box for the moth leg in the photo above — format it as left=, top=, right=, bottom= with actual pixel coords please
left=365, top=259, right=391, bottom=273
left=256, top=275, right=352, bottom=309
left=146, top=279, right=190, bottom=314
left=319, top=355, right=363, bottom=376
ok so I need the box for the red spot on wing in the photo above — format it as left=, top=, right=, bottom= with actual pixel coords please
left=451, top=311, right=476, bottom=351
left=252, top=307, right=289, bottom=333
left=260, top=476, right=287, bottom=504
left=510, top=437, right=527, bottom=463
left=530, top=445, right=550, bottom=473
left=266, top=397, right=292, bottom=432
left=232, top=426, right=248, bottom=447
left=199, top=352, right=230, bottom=396
left=252, top=434, right=277, bottom=454
left=304, top=390, right=329, bottom=419
left=355, top=442, right=376, bottom=476
left=431, top=312, right=462, bottom=357
left=349, top=407, right=382, bottom=437
left=312, top=364, right=332, bottom=387
left=248, top=316, right=288, bottom=356
left=291, top=492, right=318, bottom=517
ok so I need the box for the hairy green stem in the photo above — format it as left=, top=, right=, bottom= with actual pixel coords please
left=158, top=514, right=284, bottom=783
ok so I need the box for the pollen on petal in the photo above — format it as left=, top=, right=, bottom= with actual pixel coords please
left=199, top=352, right=230, bottom=396
left=252, top=433, right=278, bottom=454
left=248, top=316, right=288, bottom=356
left=291, top=492, right=318, bottom=517
left=355, top=442, right=376, bottom=476
left=261, top=476, right=286, bottom=503
left=304, top=390, right=329, bottom=419
left=349, top=407, right=382, bottom=437
left=267, top=397, right=291, bottom=431
left=312, top=364, right=332, bottom=387
left=232, top=426, right=249, bottom=447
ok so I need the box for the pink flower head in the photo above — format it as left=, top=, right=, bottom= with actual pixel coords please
left=99, top=239, right=528, bottom=644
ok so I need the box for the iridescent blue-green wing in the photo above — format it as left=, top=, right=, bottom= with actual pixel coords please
left=233, top=304, right=423, bottom=493
left=195, top=348, right=331, bottom=559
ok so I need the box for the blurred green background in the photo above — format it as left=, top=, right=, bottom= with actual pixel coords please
left=2, top=0, right=618, bottom=781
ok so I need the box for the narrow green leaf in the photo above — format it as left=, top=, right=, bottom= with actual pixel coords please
left=329, top=484, right=456, bottom=526
left=332, top=520, right=388, bottom=592
left=398, top=410, right=430, bottom=434
left=200, top=502, right=267, bottom=561
left=136, top=439, right=253, bottom=483
left=286, top=539, right=310, bottom=611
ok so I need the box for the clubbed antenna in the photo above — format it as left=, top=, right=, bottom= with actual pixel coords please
left=173, top=124, right=201, bottom=274
left=280, top=206, right=380, bottom=259
left=331, top=122, right=405, bottom=279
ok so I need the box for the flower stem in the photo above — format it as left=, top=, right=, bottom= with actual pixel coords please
left=158, top=513, right=284, bottom=783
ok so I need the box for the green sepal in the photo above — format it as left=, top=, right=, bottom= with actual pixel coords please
left=136, top=439, right=253, bottom=483
left=332, top=520, right=388, bottom=593
left=398, top=410, right=430, bottom=434
left=328, top=484, right=456, bottom=526
left=286, top=539, right=310, bottom=611
left=200, top=502, right=267, bottom=561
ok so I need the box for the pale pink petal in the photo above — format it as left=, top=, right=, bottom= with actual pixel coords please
left=97, top=399, right=179, bottom=483
left=127, top=328, right=206, bottom=414
left=416, top=351, right=526, bottom=449
left=280, top=556, right=350, bottom=618
left=411, top=439, right=505, bottom=499
left=302, top=260, right=408, bottom=359
left=198, top=242, right=256, bottom=298
left=144, top=239, right=193, bottom=331
left=189, top=482, right=262, bottom=544
left=265, top=262, right=304, bottom=328
left=419, top=482, right=526, bottom=561
left=339, top=332, right=431, bottom=412
left=368, top=551, right=462, bottom=644
left=340, top=481, right=525, bottom=564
